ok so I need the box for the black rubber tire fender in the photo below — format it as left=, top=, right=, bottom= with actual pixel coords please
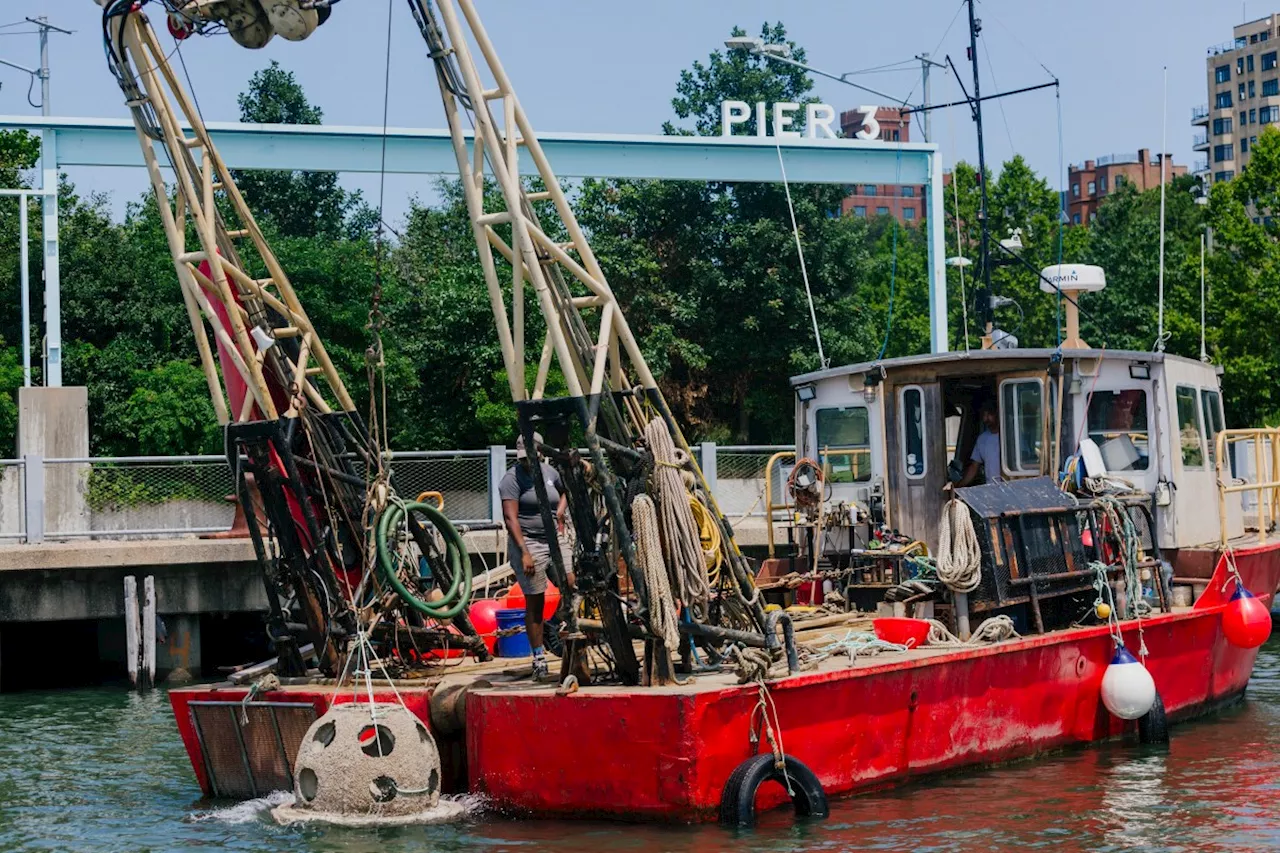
left=718, top=753, right=829, bottom=828
left=1138, top=689, right=1170, bottom=745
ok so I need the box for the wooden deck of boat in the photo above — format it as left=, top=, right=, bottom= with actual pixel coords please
left=214, top=605, right=1202, bottom=700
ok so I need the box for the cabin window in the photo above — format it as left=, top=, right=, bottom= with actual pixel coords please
left=815, top=406, right=871, bottom=483
left=1000, top=379, right=1044, bottom=475
left=1201, top=388, right=1225, bottom=466
left=899, top=386, right=927, bottom=479
left=1087, top=389, right=1149, bottom=471
left=1175, top=385, right=1205, bottom=468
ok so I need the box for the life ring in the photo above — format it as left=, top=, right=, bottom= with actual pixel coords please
left=718, top=753, right=829, bottom=827
left=1138, top=688, right=1169, bottom=745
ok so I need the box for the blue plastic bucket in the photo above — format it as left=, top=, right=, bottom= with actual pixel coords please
left=495, top=608, right=531, bottom=657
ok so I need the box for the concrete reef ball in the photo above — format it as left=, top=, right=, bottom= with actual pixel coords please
left=282, top=702, right=444, bottom=820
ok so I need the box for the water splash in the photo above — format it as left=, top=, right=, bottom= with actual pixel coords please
left=187, top=791, right=487, bottom=826
left=187, top=791, right=293, bottom=824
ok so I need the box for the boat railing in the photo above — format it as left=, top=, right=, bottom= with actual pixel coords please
left=1215, top=427, right=1280, bottom=546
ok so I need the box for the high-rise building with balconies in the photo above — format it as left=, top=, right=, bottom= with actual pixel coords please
left=1196, top=13, right=1280, bottom=185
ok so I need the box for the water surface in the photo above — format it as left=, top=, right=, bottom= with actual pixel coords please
left=3, top=641, right=1280, bottom=852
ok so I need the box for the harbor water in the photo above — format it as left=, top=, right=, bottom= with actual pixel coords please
left=3, top=638, right=1280, bottom=852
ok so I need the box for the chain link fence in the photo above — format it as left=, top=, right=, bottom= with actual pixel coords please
left=43, top=456, right=236, bottom=539
left=11, top=444, right=796, bottom=542
left=386, top=451, right=492, bottom=524
left=715, top=446, right=790, bottom=518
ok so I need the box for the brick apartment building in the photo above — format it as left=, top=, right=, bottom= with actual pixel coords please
left=1066, top=149, right=1186, bottom=225
left=839, top=107, right=926, bottom=225
left=1195, top=13, right=1280, bottom=185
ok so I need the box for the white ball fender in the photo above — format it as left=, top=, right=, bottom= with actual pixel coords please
left=1100, top=645, right=1157, bottom=720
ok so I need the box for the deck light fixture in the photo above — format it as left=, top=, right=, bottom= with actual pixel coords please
left=796, top=383, right=817, bottom=402
left=1128, top=363, right=1151, bottom=380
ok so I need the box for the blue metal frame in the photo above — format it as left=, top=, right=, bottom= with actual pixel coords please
left=0, top=115, right=950, bottom=355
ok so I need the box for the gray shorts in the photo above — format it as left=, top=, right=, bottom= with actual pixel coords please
left=508, top=537, right=568, bottom=596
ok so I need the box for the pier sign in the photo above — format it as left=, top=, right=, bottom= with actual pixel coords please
left=719, top=101, right=879, bottom=140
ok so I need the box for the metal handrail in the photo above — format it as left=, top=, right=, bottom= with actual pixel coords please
left=1215, top=427, right=1280, bottom=546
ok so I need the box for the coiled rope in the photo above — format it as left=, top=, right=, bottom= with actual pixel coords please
left=936, top=498, right=982, bottom=593
left=644, top=417, right=711, bottom=610
left=375, top=499, right=472, bottom=620
left=924, top=615, right=1019, bottom=647
left=632, top=494, right=681, bottom=651
left=689, top=495, right=723, bottom=584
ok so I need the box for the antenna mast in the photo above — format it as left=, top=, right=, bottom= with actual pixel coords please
left=966, top=0, right=994, bottom=347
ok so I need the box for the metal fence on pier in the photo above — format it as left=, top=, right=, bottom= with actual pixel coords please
left=2, top=444, right=792, bottom=544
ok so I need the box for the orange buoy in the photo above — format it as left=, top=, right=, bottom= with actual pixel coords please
left=1222, top=586, right=1272, bottom=649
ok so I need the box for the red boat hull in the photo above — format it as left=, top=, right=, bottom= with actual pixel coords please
left=169, top=542, right=1280, bottom=822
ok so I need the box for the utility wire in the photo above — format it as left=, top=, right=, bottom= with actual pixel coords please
left=900, top=0, right=966, bottom=107
left=979, top=36, right=1016, bottom=156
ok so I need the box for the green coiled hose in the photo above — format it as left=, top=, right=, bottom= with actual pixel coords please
left=375, top=500, right=472, bottom=620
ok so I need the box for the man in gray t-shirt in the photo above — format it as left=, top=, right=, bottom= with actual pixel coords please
left=499, top=432, right=570, bottom=678
left=954, top=400, right=1003, bottom=487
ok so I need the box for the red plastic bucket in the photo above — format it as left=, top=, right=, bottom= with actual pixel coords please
left=873, top=617, right=930, bottom=649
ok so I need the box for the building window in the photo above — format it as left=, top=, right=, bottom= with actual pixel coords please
left=815, top=406, right=871, bottom=483
left=1090, top=211, right=1097, bottom=222
left=1249, top=54, right=1256, bottom=72
left=1217, top=91, right=1234, bottom=108
left=1071, top=183, right=1080, bottom=197
left=892, top=129, right=900, bottom=141
left=1214, top=116, right=1233, bottom=134
left=1000, top=379, right=1043, bottom=475
left=865, top=185, right=877, bottom=196
left=1214, top=143, right=1235, bottom=162
left=1238, top=57, right=1246, bottom=75
left=1253, top=135, right=1259, bottom=146
left=1252, top=33, right=1260, bottom=43
left=1265, top=30, right=1272, bottom=41
left=876, top=206, right=890, bottom=216
left=1264, top=51, right=1278, bottom=71
left=899, top=386, right=927, bottom=479
left=1243, top=137, right=1250, bottom=153
left=1214, top=170, right=1236, bottom=181
left=1072, top=213, right=1081, bottom=225
left=903, top=207, right=916, bottom=221
left=1262, top=105, right=1277, bottom=123
left=1239, top=83, right=1247, bottom=101
left=1098, top=175, right=1108, bottom=193
left=1241, top=111, right=1249, bottom=127
left=1216, top=64, right=1232, bottom=83
left=853, top=205, right=866, bottom=217
left=1201, top=389, right=1225, bottom=466
left=901, top=186, right=915, bottom=198
left=1250, top=80, right=1257, bottom=98
left=1250, top=108, right=1257, bottom=124
left=1175, top=386, right=1205, bottom=469
left=1115, top=175, right=1126, bottom=188
left=1087, top=180, right=1096, bottom=194
left=1265, top=78, right=1280, bottom=97
left=1088, top=390, right=1149, bottom=472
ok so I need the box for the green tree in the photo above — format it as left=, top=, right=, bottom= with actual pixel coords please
left=233, top=61, right=375, bottom=238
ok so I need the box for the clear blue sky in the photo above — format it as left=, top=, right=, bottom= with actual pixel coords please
left=2, top=0, right=1252, bottom=224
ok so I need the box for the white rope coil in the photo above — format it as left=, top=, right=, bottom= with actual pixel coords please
left=936, top=498, right=982, bottom=594
left=644, top=417, right=711, bottom=610
left=924, top=615, right=1019, bottom=647
left=632, top=494, right=681, bottom=651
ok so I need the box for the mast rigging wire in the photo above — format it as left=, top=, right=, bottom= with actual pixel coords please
left=773, top=141, right=827, bottom=369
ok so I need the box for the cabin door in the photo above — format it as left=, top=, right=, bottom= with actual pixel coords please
left=887, top=382, right=947, bottom=554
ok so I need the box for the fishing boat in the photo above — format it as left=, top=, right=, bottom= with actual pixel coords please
left=98, top=0, right=1280, bottom=826
left=169, top=337, right=1280, bottom=821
